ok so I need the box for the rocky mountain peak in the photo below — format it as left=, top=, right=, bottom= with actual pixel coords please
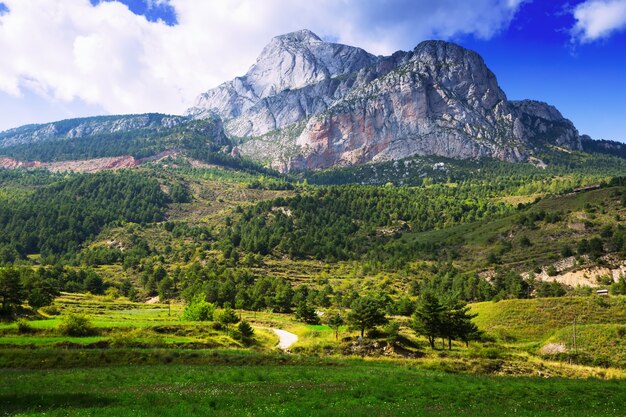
left=245, top=29, right=375, bottom=98
left=510, top=100, right=567, bottom=122
left=267, top=29, right=323, bottom=47
left=187, top=31, right=583, bottom=171
left=186, top=29, right=377, bottom=133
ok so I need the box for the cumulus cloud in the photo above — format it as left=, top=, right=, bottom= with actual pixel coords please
left=571, top=0, right=626, bottom=43
left=0, top=0, right=526, bottom=119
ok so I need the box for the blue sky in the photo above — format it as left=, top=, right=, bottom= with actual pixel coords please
left=0, top=0, right=624, bottom=142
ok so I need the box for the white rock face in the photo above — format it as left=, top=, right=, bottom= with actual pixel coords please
left=186, top=29, right=377, bottom=137
left=188, top=31, right=582, bottom=171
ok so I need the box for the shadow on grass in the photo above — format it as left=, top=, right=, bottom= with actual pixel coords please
left=0, top=393, right=114, bottom=415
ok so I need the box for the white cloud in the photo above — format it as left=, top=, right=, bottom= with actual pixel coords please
left=571, top=0, right=626, bottom=43
left=0, top=0, right=525, bottom=124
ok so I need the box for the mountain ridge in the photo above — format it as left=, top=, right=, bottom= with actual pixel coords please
left=187, top=31, right=583, bottom=171
left=0, top=30, right=622, bottom=173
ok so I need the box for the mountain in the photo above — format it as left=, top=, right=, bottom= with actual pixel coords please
left=581, top=135, right=626, bottom=159
left=0, top=113, right=188, bottom=148
left=187, top=30, right=582, bottom=171
left=0, top=30, right=619, bottom=174
left=0, top=113, right=231, bottom=168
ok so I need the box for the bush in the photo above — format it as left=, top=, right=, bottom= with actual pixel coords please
left=40, top=305, right=61, bottom=316
left=16, top=319, right=34, bottom=334
left=181, top=294, right=215, bottom=322
left=238, top=321, right=254, bottom=341
left=560, top=245, right=574, bottom=258
left=546, top=265, right=558, bottom=277
left=232, top=321, right=255, bottom=345
left=468, top=345, right=507, bottom=360
left=105, top=287, right=120, bottom=300
left=57, top=313, right=98, bottom=336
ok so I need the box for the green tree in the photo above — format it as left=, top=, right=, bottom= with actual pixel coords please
left=0, top=268, right=23, bottom=314
left=347, top=297, right=387, bottom=338
left=217, top=305, right=240, bottom=336
left=327, top=313, right=344, bottom=341
left=158, top=277, right=174, bottom=301
left=295, top=303, right=320, bottom=325
left=22, top=274, right=58, bottom=309
left=238, top=320, right=255, bottom=344
left=84, top=271, right=104, bottom=295
left=158, top=277, right=174, bottom=316
left=181, top=294, right=215, bottom=321
left=272, top=282, right=294, bottom=313
left=411, top=293, right=444, bottom=349
left=120, top=279, right=133, bottom=297
left=445, top=300, right=479, bottom=349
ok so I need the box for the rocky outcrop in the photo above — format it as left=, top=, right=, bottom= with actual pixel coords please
left=0, top=157, right=42, bottom=169
left=580, top=135, right=626, bottom=158
left=0, top=150, right=202, bottom=173
left=509, top=100, right=582, bottom=150
left=290, top=41, right=529, bottom=169
left=189, top=31, right=583, bottom=171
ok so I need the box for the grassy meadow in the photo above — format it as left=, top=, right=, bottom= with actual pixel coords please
left=2, top=358, right=626, bottom=417
left=1, top=293, right=626, bottom=416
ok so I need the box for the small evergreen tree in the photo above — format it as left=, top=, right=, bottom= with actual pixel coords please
left=295, top=303, right=320, bottom=325
left=411, top=293, right=444, bottom=349
left=347, top=297, right=387, bottom=338
left=238, top=320, right=255, bottom=344
left=327, top=313, right=344, bottom=340
left=217, top=305, right=240, bottom=336
left=0, top=268, right=23, bottom=315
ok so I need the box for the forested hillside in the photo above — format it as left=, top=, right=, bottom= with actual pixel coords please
left=0, top=171, right=168, bottom=261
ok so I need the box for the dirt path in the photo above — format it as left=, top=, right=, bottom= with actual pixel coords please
left=271, top=328, right=298, bottom=350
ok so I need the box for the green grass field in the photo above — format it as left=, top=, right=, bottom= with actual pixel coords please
left=1, top=354, right=625, bottom=417
left=2, top=293, right=626, bottom=416
left=470, top=296, right=626, bottom=341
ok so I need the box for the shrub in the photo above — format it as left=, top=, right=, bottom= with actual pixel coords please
left=181, top=294, right=215, bottom=322
left=237, top=321, right=255, bottom=345
left=468, top=345, right=507, bottom=360
left=560, top=245, right=574, bottom=258
left=16, top=319, right=34, bottom=334
left=596, top=275, right=614, bottom=286
left=238, top=321, right=254, bottom=339
left=57, top=313, right=98, bottom=336
left=40, top=305, right=61, bottom=316
left=105, top=287, right=120, bottom=300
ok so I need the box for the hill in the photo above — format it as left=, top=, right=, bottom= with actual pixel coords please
left=471, top=296, right=626, bottom=368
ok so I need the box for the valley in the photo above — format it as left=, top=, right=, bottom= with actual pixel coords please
left=1, top=27, right=625, bottom=417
